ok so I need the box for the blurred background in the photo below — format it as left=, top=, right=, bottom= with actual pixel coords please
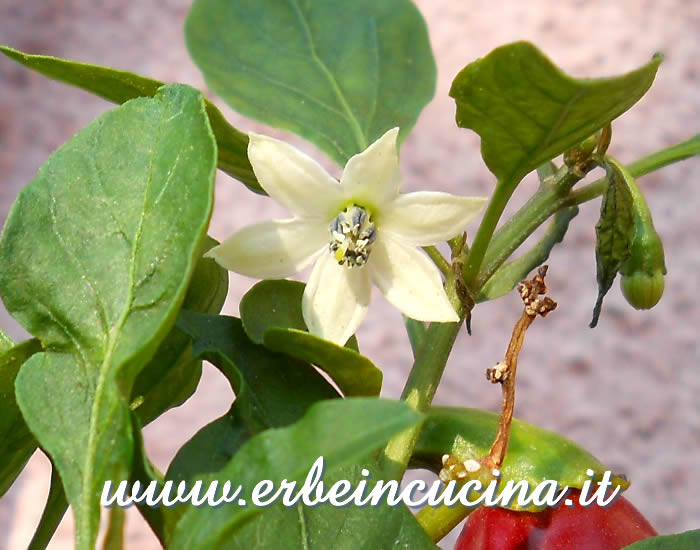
left=0, top=0, right=698, bottom=548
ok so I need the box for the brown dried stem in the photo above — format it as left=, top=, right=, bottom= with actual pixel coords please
left=485, top=265, right=557, bottom=470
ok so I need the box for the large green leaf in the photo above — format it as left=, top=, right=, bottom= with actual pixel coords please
left=177, top=312, right=340, bottom=432
left=0, top=338, right=42, bottom=496
left=450, top=42, right=661, bottom=185
left=131, top=236, right=228, bottom=425
left=623, top=530, right=700, bottom=550
left=590, top=158, right=635, bottom=327
left=0, top=45, right=259, bottom=193
left=193, top=460, right=438, bottom=550
left=411, top=406, right=629, bottom=511
left=136, top=312, right=339, bottom=541
left=185, top=0, right=436, bottom=165
left=1, top=84, right=216, bottom=549
left=169, top=398, right=424, bottom=550
left=240, top=280, right=382, bottom=396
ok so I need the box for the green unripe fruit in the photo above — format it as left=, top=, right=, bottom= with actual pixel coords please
left=620, top=269, right=665, bottom=310
left=609, top=157, right=667, bottom=310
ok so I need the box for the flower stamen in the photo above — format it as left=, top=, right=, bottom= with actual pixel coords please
left=329, top=205, right=376, bottom=267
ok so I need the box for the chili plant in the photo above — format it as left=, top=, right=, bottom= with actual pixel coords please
left=0, top=1, right=698, bottom=549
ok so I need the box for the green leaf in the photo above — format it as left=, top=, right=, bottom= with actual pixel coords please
left=0, top=328, right=14, bottom=353
left=478, top=206, right=578, bottom=302
left=169, top=398, right=424, bottom=550
left=0, top=338, right=42, bottom=497
left=185, top=0, right=436, bottom=165
left=177, top=312, right=340, bottom=432
left=193, top=460, right=438, bottom=550
left=131, top=236, right=228, bottom=425
left=0, top=45, right=259, bottom=193
left=450, top=41, right=662, bottom=185
left=141, top=312, right=339, bottom=541
left=168, top=409, right=252, bottom=486
left=623, top=530, right=700, bottom=550
left=411, top=406, right=629, bottom=511
left=1, top=84, right=216, bottom=549
left=27, top=462, right=69, bottom=550
left=590, top=158, right=635, bottom=327
left=240, top=280, right=382, bottom=396
left=240, top=280, right=309, bottom=338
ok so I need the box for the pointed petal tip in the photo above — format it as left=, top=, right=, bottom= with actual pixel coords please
left=384, top=126, right=400, bottom=139
left=373, top=127, right=400, bottom=151
left=341, top=128, right=403, bottom=206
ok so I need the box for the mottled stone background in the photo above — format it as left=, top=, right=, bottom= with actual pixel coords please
left=0, top=1, right=698, bottom=548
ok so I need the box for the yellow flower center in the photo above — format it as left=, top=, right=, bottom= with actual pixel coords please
left=329, top=205, right=376, bottom=268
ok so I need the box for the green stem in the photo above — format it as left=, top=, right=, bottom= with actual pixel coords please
left=625, top=134, right=699, bottom=175
left=379, top=320, right=462, bottom=481
left=28, top=463, right=68, bottom=550
left=461, top=185, right=514, bottom=287
left=102, top=506, right=125, bottom=550
left=403, top=316, right=428, bottom=358
left=422, top=245, right=451, bottom=275
left=416, top=501, right=475, bottom=543
left=477, top=135, right=699, bottom=288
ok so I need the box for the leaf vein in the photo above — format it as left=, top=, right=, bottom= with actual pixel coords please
left=288, top=0, right=368, bottom=152
left=47, top=192, right=110, bottom=341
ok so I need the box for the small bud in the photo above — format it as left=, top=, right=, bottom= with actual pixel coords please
left=564, top=134, right=598, bottom=169
left=605, top=157, right=667, bottom=312
left=618, top=192, right=666, bottom=311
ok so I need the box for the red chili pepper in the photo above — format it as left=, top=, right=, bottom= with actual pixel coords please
left=455, top=489, right=656, bottom=550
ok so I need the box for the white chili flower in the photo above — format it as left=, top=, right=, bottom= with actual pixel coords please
left=206, top=128, right=486, bottom=345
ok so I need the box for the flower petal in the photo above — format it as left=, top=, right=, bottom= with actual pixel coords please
left=205, top=218, right=326, bottom=279
left=302, top=252, right=371, bottom=345
left=368, top=237, right=459, bottom=323
left=381, top=192, right=487, bottom=246
left=340, top=128, right=401, bottom=209
left=248, top=133, right=342, bottom=219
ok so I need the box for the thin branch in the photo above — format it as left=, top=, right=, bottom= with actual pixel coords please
left=422, top=245, right=451, bottom=275
left=485, top=265, right=557, bottom=469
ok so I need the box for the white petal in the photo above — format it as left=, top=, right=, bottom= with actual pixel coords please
left=248, top=133, right=342, bottom=219
left=340, top=128, right=401, bottom=209
left=205, top=218, right=326, bottom=279
left=368, top=237, right=459, bottom=323
left=302, top=252, right=371, bottom=345
left=381, top=192, right=487, bottom=246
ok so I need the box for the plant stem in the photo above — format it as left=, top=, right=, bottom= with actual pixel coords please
left=417, top=500, right=475, bottom=543
left=626, top=133, right=699, bottom=175
left=422, top=245, right=451, bottom=275
left=477, top=135, right=699, bottom=288
left=380, top=319, right=462, bottom=481
left=28, top=463, right=68, bottom=550
left=461, top=184, right=513, bottom=287
left=403, top=316, right=428, bottom=358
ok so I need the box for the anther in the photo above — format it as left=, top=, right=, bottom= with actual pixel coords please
left=328, top=205, right=376, bottom=268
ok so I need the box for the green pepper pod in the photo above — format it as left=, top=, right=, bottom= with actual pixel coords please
left=607, top=158, right=667, bottom=309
